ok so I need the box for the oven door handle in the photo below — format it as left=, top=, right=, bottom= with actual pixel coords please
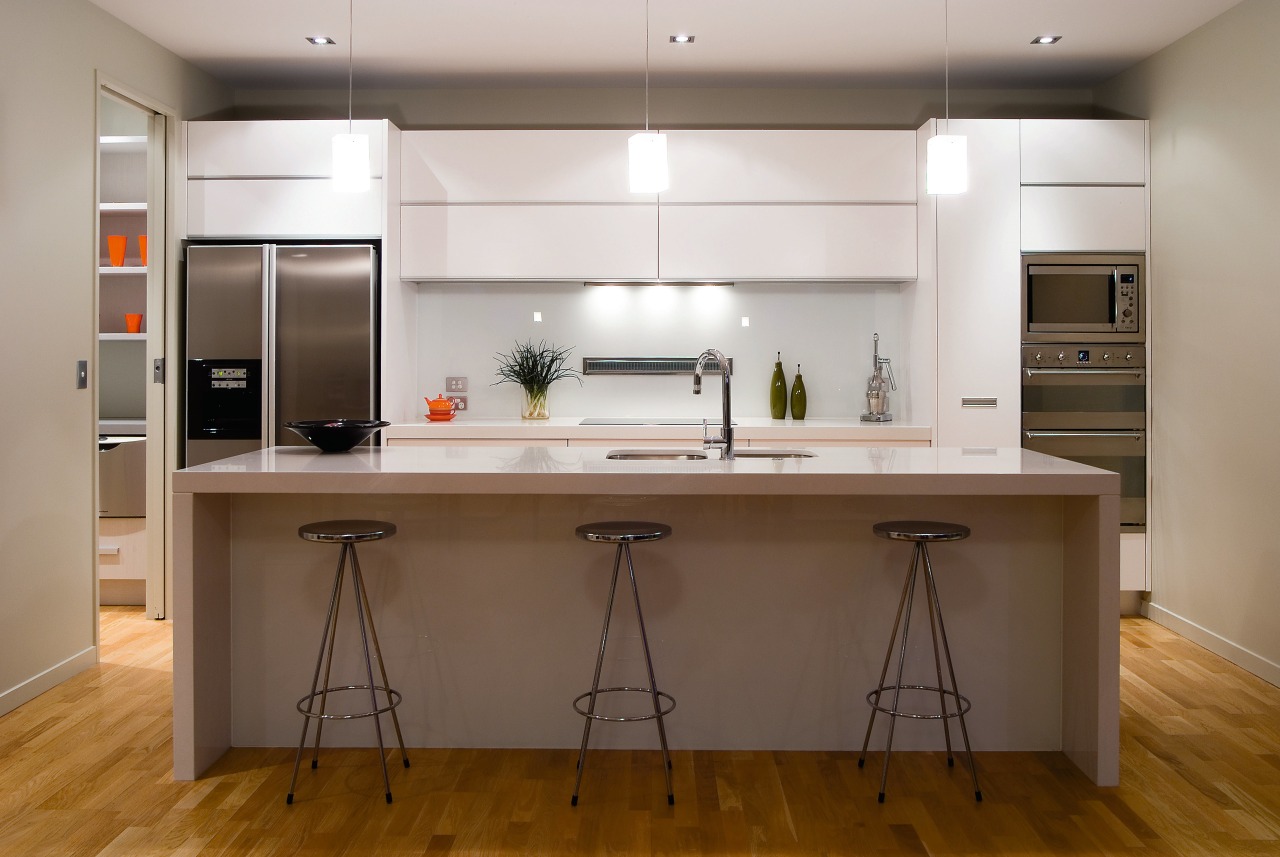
left=1024, top=431, right=1145, bottom=440
left=1023, top=368, right=1145, bottom=377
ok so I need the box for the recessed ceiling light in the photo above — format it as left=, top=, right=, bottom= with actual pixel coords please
left=1031, top=35, right=1062, bottom=45
left=306, top=36, right=336, bottom=46
left=669, top=34, right=695, bottom=44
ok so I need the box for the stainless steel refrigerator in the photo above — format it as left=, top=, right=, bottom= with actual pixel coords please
left=184, top=244, right=379, bottom=467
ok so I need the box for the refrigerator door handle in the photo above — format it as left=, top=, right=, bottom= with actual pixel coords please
left=263, top=245, right=275, bottom=448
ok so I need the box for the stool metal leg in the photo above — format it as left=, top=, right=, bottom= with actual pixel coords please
left=625, top=543, right=675, bottom=805
left=349, top=545, right=394, bottom=804
left=572, top=542, right=625, bottom=806
left=309, top=544, right=349, bottom=768
left=921, top=545, right=956, bottom=768
left=350, top=547, right=410, bottom=774
left=876, top=542, right=923, bottom=802
left=922, top=548, right=982, bottom=802
left=288, top=541, right=349, bottom=805
left=859, top=542, right=920, bottom=771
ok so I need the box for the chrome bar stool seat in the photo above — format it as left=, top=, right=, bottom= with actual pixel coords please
left=287, top=520, right=409, bottom=805
left=571, top=521, right=676, bottom=807
left=859, top=520, right=982, bottom=803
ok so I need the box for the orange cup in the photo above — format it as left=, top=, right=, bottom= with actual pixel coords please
left=107, top=235, right=127, bottom=267
left=138, top=235, right=148, bottom=267
left=125, top=313, right=143, bottom=334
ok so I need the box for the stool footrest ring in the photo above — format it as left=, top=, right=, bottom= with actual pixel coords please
left=865, top=684, right=972, bottom=720
left=573, top=687, right=676, bottom=722
left=296, top=685, right=403, bottom=720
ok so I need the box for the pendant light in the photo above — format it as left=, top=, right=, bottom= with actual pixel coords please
left=332, top=0, right=370, bottom=192
left=926, top=0, right=967, bottom=195
left=629, top=0, right=668, bottom=193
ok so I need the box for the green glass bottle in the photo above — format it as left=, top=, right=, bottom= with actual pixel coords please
left=769, top=352, right=788, bottom=419
left=790, top=363, right=808, bottom=420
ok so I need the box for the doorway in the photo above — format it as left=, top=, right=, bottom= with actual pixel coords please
left=96, top=85, right=169, bottom=618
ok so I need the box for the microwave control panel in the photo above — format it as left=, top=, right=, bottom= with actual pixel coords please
left=1115, top=267, right=1139, bottom=332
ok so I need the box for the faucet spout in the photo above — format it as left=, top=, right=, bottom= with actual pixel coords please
left=694, top=349, right=735, bottom=459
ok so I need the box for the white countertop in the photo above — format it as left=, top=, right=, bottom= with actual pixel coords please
left=384, top=416, right=931, bottom=442
left=174, top=444, right=1116, bottom=497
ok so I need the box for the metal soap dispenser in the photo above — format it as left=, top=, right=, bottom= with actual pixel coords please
left=860, top=333, right=897, bottom=422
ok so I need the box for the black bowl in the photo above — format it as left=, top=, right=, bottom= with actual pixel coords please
left=284, top=419, right=390, bottom=453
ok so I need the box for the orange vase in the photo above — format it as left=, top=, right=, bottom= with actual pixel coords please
left=107, top=235, right=126, bottom=267
left=138, top=235, right=148, bottom=267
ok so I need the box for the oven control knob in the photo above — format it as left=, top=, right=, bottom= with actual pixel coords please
left=1102, top=352, right=1112, bottom=361
left=1125, top=352, right=1134, bottom=361
left=1057, top=351, right=1066, bottom=363
left=1034, top=352, right=1042, bottom=363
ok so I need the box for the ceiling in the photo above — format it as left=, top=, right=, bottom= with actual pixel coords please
left=88, top=0, right=1244, bottom=91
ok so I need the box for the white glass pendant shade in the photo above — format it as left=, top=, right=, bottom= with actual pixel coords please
left=332, top=133, right=371, bottom=192
left=926, top=133, right=968, bottom=195
left=629, top=131, right=669, bottom=193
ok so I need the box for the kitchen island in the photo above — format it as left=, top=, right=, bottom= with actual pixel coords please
left=172, top=445, right=1119, bottom=786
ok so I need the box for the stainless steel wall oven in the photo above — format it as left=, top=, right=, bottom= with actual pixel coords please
left=1021, top=343, right=1146, bottom=531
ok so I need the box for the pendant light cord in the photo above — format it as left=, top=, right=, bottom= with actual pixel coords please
left=943, top=0, right=950, bottom=133
left=347, top=0, right=354, bottom=133
left=644, top=0, right=651, bottom=132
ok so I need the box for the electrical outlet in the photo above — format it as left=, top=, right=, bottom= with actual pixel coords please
left=449, top=395, right=468, bottom=411
left=446, top=376, right=468, bottom=392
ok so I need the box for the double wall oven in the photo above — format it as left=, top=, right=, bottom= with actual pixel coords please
left=1021, top=254, right=1147, bottom=533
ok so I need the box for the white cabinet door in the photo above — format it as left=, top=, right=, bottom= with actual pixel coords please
left=661, top=130, right=916, bottom=203
left=401, top=130, right=635, bottom=203
left=186, top=120, right=386, bottom=178
left=933, top=119, right=1023, bottom=449
left=1020, top=186, right=1147, bottom=253
left=658, top=204, right=916, bottom=281
left=401, top=204, right=656, bottom=280
left=187, top=179, right=384, bottom=238
left=1020, top=120, right=1146, bottom=185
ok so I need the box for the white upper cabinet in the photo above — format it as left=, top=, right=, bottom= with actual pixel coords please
left=659, top=204, right=916, bottom=281
left=1020, top=120, right=1146, bottom=185
left=188, top=179, right=385, bottom=239
left=661, top=130, right=916, bottom=202
left=187, top=120, right=387, bottom=178
left=1020, top=186, right=1147, bottom=253
left=399, top=129, right=918, bottom=281
left=401, top=204, right=656, bottom=281
left=402, top=131, right=634, bottom=202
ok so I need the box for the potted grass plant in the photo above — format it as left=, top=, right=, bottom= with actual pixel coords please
left=493, top=339, right=583, bottom=420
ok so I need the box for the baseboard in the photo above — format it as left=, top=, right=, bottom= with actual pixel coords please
left=0, top=646, right=98, bottom=717
left=1145, top=603, right=1280, bottom=688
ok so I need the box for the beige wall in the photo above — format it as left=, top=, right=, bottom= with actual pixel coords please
left=233, top=85, right=1098, bottom=129
left=0, top=0, right=230, bottom=713
left=1096, top=0, right=1280, bottom=683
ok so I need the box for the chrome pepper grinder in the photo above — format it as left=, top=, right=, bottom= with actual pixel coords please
left=860, top=332, right=897, bottom=422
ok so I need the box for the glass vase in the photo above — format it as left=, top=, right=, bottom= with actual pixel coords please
left=521, top=385, right=550, bottom=420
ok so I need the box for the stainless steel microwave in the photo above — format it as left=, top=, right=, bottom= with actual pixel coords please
left=1022, top=253, right=1144, bottom=343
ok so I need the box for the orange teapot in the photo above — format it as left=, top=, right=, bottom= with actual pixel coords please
left=425, top=394, right=456, bottom=422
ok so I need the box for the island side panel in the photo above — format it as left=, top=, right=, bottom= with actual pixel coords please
left=1061, top=492, right=1121, bottom=786
left=223, top=492, right=1066, bottom=757
left=172, top=491, right=233, bottom=780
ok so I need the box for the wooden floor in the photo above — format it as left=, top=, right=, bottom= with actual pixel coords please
left=1, top=611, right=1279, bottom=856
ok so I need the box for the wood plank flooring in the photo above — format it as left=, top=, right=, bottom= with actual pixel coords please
left=1, top=610, right=1278, bottom=855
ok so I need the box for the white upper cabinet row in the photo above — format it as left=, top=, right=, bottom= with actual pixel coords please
left=186, top=120, right=391, bottom=238
left=399, top=129, right=918, bottom=281
left=401, top=130, right=915, bottom=203
left=1018, top=119, right=1147, bottom=253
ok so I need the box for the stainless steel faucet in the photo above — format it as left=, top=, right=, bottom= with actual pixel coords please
left=693, top=348, right=735, bottom=459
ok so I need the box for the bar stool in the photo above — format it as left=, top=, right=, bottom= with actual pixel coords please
left=571, top=521, right=676, bottom=807
left=287, top=519, right=409, bottom=805
left=859, top=520, right=982, bottom=803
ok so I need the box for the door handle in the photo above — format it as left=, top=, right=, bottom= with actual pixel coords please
left=1023, top=368, right=1145, bottom=377
left=1024, top=431, right=1145, bottom=440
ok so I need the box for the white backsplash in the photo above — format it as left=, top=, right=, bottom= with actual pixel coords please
left=413, top=282, right=913, bottom=420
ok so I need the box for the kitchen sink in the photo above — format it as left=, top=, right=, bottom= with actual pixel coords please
left=730, top=449, right=816, bottom=459
left=605, top=449, right=709, bottom=460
